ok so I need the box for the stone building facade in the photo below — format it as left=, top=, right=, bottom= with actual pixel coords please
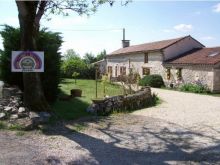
left=102, top=36, right=220, bottom=92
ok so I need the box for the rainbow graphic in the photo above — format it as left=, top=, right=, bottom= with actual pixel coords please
left=11, top=51, right=44, bottom=72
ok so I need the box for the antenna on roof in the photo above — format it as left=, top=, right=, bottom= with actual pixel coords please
left=122, top=28, right=130, bottom=48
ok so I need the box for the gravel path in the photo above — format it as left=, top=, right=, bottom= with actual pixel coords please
left=1, top=89, right=220, bottom=165
left=134, top=88, right=220, bottom=127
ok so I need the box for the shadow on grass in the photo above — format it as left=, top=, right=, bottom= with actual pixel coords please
left=51, top=89, right=91, bottom=121
left=41, top=115, right=220, bottom=165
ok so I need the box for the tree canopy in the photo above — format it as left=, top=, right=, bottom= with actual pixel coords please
left=15, top=0, right=129, bottom=111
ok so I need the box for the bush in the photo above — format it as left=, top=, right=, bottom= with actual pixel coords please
left=179, top=83, right=210, bottom=93
left=0, top=25, right=62, bottom=102
left=139, top=74, right=164, bottom=88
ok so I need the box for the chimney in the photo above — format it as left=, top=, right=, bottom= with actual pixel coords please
left=122, top=28, right=130, bottom=48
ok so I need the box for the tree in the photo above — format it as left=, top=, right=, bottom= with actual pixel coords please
left=83, top=52, right=96, bottom=64
left=61, top=55, right=86, bottom=78
left=63, top=49, right=80, bottom=61
left=0, top=25, right=62, bottom=102
left=72, top=72, right=80, bottom=84
left=96, top=49, right=107, bottom=61
left=15, top=0, right=129, bottom=112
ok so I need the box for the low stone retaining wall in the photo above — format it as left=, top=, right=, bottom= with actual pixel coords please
left=87, top=87, right=152, bottom=115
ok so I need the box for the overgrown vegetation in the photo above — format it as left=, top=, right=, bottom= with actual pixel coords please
left=139, top=74, right=165, bottom=88
left=0, top=121, right=26, bottom=132
left=179, top=83, right=211, bottom=94
left=0, top=25, right=62, bottom=102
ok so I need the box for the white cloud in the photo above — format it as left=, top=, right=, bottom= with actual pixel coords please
left=213, top=3, right=220, bottom=13
left=173, top=24, right=193, bottom=32
left=200, top=36, right=215, bottom=41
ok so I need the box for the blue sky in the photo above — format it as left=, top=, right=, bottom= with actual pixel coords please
left=0, top=1, right=220, bottom=56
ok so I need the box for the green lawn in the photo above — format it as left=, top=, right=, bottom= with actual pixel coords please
left=52, top=79, right=124, bottom=120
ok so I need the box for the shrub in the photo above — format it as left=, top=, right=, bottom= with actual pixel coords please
left=0, top=25, right=62, bottom=102
left=60, top=56, right=95, bottom=79
left=179, top=83, right=210, bottom=93
left=139, top=74, right=164, bottom=88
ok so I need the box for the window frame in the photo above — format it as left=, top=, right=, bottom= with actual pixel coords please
left=115, top=66, right=118, bottom=77
left=166, top=68, right=171, bottom=80
left=176, top=68, right=182, bottom=80
left=107, top=66, right=112, bottom=76
left=142, top=67, right=150, bottom=75
left=144, top=53, right=148, bottom=63
left=120, top=66, right=126, bottom=75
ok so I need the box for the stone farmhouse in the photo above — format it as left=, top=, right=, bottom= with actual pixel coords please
left=96, top=36, right=220, bottom=92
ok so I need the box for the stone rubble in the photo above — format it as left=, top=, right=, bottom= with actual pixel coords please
left=0, top=85, right=51, bottom=130
left=0, top=112, right=6, bottom=119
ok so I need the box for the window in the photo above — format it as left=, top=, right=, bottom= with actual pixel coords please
left=144, top=53, right=148, bottom=63
left=120, top=66, right=126, bottom=75
left=142, top=68, right=150, bottom=75
left=107, top=66, right=112, bottom=76
left=166, top=68, right=171, bottom=80
left=176, top=68, right=182, bottom=80
left=129, top=68, right=133, bottom=74
left=115, top=66, right=118, bottom=77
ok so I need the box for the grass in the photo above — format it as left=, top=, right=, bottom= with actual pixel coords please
left=52, top=79, right=124, bottom=120
left=0, top=121, right=26, bottom=133
left=8, top=124, right=24, bottom=131
left=0, top=121, right=7, bottom=129
left=59, top=79, right=124, bottom=99
left=69, top=123, right=87, bottom=132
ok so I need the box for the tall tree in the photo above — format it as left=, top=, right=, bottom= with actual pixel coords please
left=15, top=0, right=129, bottom=111
left=96, top=49, right=107, bottom=61
left=83, top=52, right=96, bottom=64
left=63, top=49, right=80, bottom=60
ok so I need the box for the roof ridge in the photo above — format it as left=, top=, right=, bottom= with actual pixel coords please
left=127, top=35, right=188, bottom=48
left=109, top=35, right=190, bottom=55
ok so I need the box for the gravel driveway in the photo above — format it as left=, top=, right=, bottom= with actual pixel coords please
left=1, top=89, right=220, bottom=165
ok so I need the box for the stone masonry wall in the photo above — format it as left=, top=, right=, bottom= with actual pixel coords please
left=107, top=51, right=164, bottom=78
left=163, top=65, right=214, bottom=90
left=213, top=69, right=220, bottom=92
left=87, top=87, right=152, bottom=115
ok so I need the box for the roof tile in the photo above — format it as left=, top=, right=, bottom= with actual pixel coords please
left=109, top=36, right=188, bottom=55
left=166, top=47, right=220, bottom=65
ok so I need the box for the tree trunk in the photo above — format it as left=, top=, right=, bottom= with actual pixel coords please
left=16, top=1, right=50, bottom=112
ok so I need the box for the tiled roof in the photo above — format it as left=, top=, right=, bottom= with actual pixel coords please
left=109, top=36, right=189, bottom=55
left=166, top=47, right=220, bottom=65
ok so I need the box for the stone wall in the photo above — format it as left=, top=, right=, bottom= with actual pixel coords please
left=163, top=65, right=214, bottom=90
left=107, top=51, right=164, bottom=78
left=213, top=69, right=220, bottom=92
left=107, top=53, right=144, bottom=77
left=143, top=52, right=165, bottom=76
left=87, top=87, right=152, bottom=115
